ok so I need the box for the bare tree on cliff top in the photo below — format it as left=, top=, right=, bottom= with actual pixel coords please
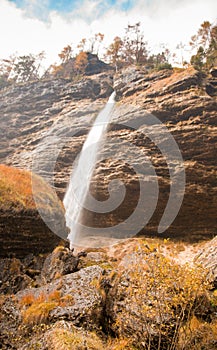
left=13, top=53, right=45, bottom=82
left=123, top=22, right=148, bottom=65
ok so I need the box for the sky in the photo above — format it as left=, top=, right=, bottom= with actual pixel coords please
left=0, top=0, right=217, bottom=69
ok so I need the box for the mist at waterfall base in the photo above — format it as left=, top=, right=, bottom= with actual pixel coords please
left=63, top=92, right=116, bottom=249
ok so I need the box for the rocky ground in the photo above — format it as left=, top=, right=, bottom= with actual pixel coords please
left=0, top=237, right=217, bottom=349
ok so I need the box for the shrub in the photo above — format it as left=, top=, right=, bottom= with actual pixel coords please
left=19, top=289, right=74, bottom=325
left=109, top=242, right=213, bottom=349
left=47, top=327, right=105, bottom=350
left=179, top=318, right=217, bottom=350
left=22, top=301, right=58, bottom=325
left=157, top=62, right=173, bottom=70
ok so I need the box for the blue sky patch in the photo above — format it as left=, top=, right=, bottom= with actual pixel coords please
left=8, top=0, right=135, bottom=17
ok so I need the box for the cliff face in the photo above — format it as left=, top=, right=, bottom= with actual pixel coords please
left=0, top=165, right=66, bottom=258
left=0, top=66, right=216, bottom=249
left=86, top=67, right=217, bottom=242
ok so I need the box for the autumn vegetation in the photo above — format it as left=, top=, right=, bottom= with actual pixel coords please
left=0, top=164, right=61, bottom=212
left=0, top=20, right=216, bottom=89
left=0, top=164, right=36, bottom=210
left=19, top=289, right=74, bottom=325
left=108, top=241, right=216, bottom=349
left=14, top=240, right=217, bottom=349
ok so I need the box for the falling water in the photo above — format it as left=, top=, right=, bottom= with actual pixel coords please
left=63, top=92, right=116, bottom=249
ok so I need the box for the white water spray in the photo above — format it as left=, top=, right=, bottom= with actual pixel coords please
left=63, top=92, right=116, bottom=249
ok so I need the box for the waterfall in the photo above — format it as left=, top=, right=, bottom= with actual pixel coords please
left=63, top=92, right=116, bottom=249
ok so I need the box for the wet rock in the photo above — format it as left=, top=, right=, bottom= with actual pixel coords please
left=82, top=67, right=217, bottom=242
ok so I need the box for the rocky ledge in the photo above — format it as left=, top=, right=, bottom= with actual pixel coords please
left=0, top=165, right=66, bottom=258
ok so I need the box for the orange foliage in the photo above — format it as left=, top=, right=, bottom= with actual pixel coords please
left=74, top=52, right=88, bottom=74
left=19, top=293, right=36, bottom=307
left=0, top=164, right=61, bottom=212
left=50, top=64, right=64, bottom=77
left=0, top=164, right=35, bottom=209
left=19, top=289, right=74, bottom=325
left=58, top=45, right=72, bottom=63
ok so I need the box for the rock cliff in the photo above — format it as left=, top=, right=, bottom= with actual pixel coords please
left=0, top=165, right=66, bottom=257
left=0, top=65, right=216, bottom=249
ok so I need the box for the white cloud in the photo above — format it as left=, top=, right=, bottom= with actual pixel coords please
left=0, top=0, right=216, bottom=69
left=21, top=0, right=50, bottom=21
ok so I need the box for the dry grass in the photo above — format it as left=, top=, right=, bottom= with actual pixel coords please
left=0, top=164, right=63, bottom=212
left=19, top=289, right=74, bottom=325
left=47, top=327, right=105, bottom=350
left=46, top=327, right=135, bottom=350
left=179, top=318, right=217, bottom=350
left=0, top=164, right=35, bottom=210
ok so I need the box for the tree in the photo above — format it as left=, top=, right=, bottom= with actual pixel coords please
left=0, top=55, right=16, bottom=88
left=34, top=51, right=46, bottom=76
left=206, top=24, right=217, bottom=67
left=74, top=52, right=88, bottom=74
left=176, top=42, right=188, bottom=67
left=58, top=45, right=72, bottom=64
left=147, top=48, right=173, bottom=70
left=190, top=21, right=217, bottom=70
left=190, top=46, right=205, bottom=71
left=89, top=33, right=104, bottom=54
left=122, top=22, right=148, bottom=65
left=13, top=54, right=38, bottom=82
left=190, top=21, right=212, bottom=51
left=48, top=45, right=73, bottom=79
left=106, top=36, right=123, bottom=71
left=148, top=52, right=167, bottom=67
left=77, top=38, right=87, bottom=52
left=49, top=64, right=64, bottom=78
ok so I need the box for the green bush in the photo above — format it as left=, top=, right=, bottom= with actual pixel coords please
left=157, top=62, right=173, bottom=70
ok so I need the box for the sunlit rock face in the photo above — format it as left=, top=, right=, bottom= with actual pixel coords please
left=83, top=67, right=217, bottom=242
left=0, top=66, right=216, bottom=246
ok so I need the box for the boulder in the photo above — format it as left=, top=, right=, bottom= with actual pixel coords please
left=0, top=258, right=32, bottom=294
left=16, top=265, right=104, bottom=328
left=20, top=320, right=105, bottom=350
left=210, top=67, right=217, bottom=78
left=41, top=246, right=87, bottom=283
